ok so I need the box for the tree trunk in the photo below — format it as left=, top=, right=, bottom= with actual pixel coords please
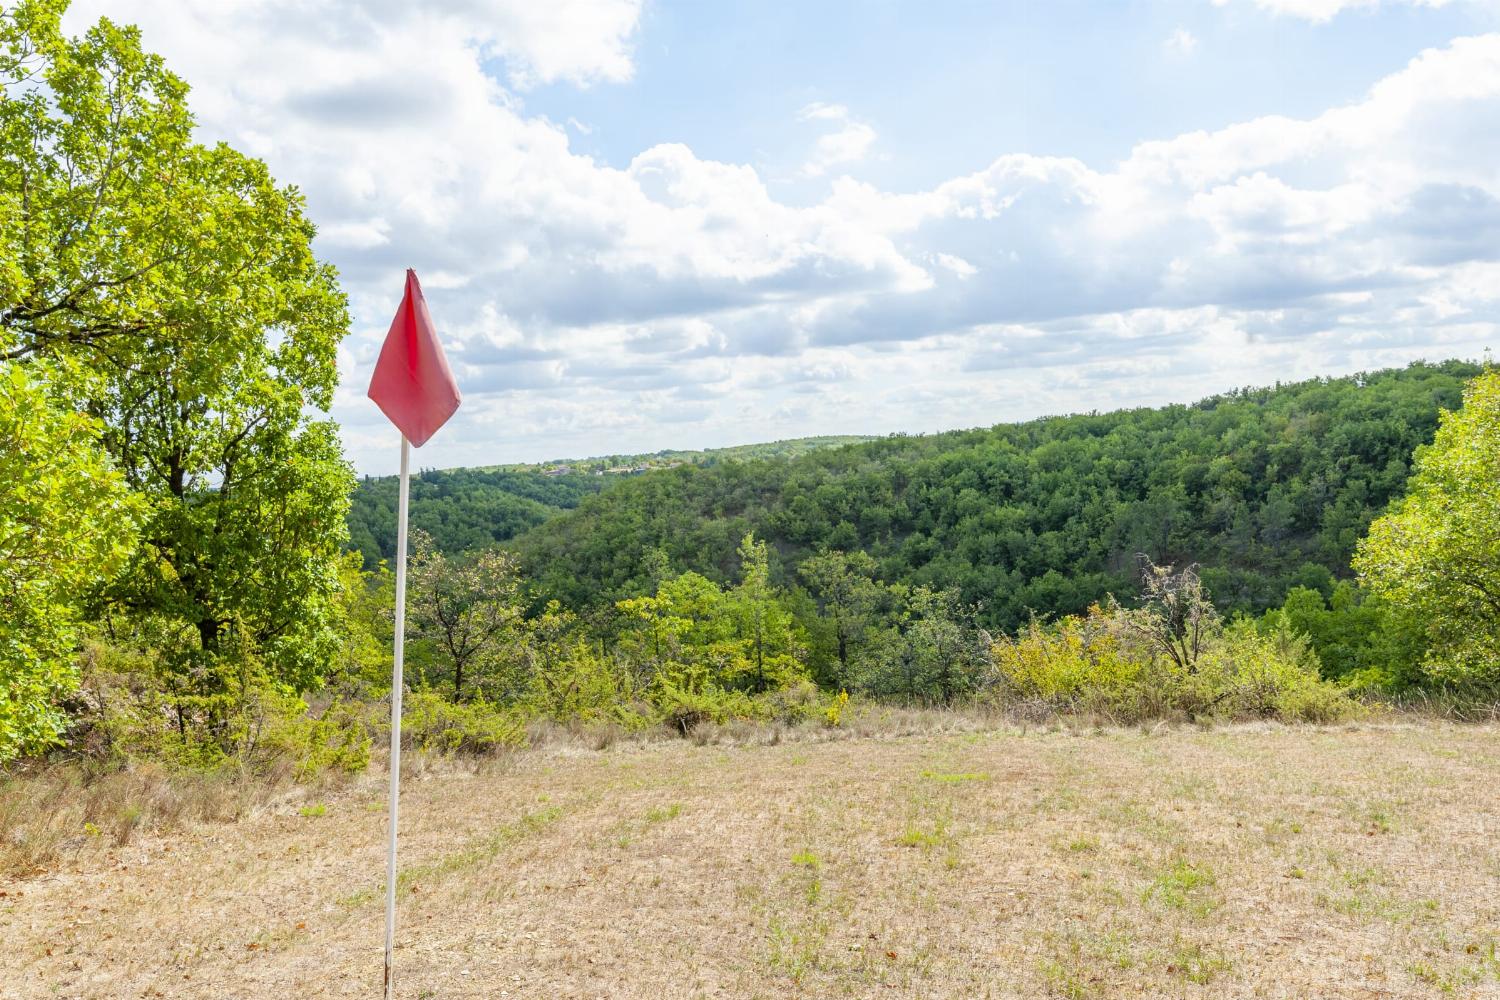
left=198, top=616, right=220, bottom=653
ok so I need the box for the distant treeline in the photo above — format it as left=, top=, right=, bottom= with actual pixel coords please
left=346, top=435, right=877, bottom=567
left=347, top=469, right=605, bottom=568
left=504, top=361, right=1479, bottom=631
left=480, top=435, right=878, bottom=475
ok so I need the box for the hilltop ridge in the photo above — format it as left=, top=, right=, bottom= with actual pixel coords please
left=505, top=360, right=1482, bottom=630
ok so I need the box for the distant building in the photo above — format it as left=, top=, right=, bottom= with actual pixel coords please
left=541, top=464, right=573, bottom=477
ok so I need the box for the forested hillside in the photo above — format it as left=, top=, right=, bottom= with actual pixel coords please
left=509, top=361, right=1479, bottom=630
left=346, top=435, right=875, bottom=567
left=347, top=469, right=605, bottom=567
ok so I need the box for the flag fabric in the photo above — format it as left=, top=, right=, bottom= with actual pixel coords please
left=367, top=269, right=461, bottom=447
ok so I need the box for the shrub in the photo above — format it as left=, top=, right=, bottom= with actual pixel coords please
left=400, top=691, right=526, bottom=754
left=990, top=604, right=1359, bottom=724
left=989, top=609, right=1162, bottom=720
left=66, top=639, right=371, bottom=779
left=1189, top=620, right=1360, bottom=722
left=646, top=669, right=852, bottom=735
left=761, top=680, right=826, bottom=725
left=264, top=696, right=371, bottom=781
left=650, top=669, right=764, bottom=735
left=521, top=636, right=646, bottom=728
left=824, top=690, right=850, bottom=728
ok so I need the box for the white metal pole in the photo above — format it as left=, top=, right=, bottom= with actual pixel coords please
left=384, top=434, right=410, bottom=1000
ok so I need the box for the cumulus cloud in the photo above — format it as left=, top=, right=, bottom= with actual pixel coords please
left=57, top=2, right=1500, bottom=471
left=798, top=103, right=879, bottom=177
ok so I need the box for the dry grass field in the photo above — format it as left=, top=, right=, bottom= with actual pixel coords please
left=3, top=720, right=1500, bottom=999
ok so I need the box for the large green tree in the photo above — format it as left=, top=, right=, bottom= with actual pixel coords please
left=1356, top=369, right=1500, bottom=685
left=0, top=364, right=140, bottom=761
left=0, top=1, right=353, bottom=692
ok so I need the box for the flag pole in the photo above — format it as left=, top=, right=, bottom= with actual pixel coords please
left=368, top=266, right=460, bottom=995
left=384, top=433, right=410, bottom=1000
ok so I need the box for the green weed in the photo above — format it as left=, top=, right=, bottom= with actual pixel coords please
left=920, top=770, right=988, bottom=784
left=1142, top=859, right=1217, bottom=916
left=644, top=803, right=682, bottom=824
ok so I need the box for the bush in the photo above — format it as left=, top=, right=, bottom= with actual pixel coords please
left=760, top=680, right=828, bottom=725
left=1190, top=620, right=1360, bottom=722
left=65, top=639, right=371, bottom=779
left=824, top=689, right=850, bottom=728
left=521, top=637, right=649, bottom=729
left=646, top=668, right=855, bottom=735
left=400, top=691, right=526, bottom=754
left=989, top=610, right=1150, bottom=716
left=990, top=604, right=1359, bottom=724
left=649, top=669, right=764, bottom=735
left=266, top=696, right=372, bottom=781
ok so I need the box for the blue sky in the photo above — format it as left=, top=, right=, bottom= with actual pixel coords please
left=64, top=0, right=1500, bottom=474
left=529, top=1, right=1477, bottom=185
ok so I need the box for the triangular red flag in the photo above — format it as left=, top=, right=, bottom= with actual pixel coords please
left=367, top=269, right=461, bottom=447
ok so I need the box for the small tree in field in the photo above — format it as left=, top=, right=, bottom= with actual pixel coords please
left=799, top=549, right=884, bottom=689
left=408, top=535, right=524, bottom=701
left=728, top=534, right=805, bottom=693
left=1115, top=558, right=1220, bottom=673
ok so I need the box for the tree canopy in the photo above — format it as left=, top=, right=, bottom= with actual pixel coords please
left=1356, top=368, right=1500, bottom=686
left=347, top=468, right=605, bottom=569
left=507, top=361, right=1478, bottom=631
left=0, top=364, right=139, bottom=761
left=1, top=1, right=353, bottom=699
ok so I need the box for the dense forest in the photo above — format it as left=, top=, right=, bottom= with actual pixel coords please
left=505, top=361, right=1479, bottom=631
left=346, top=435, right=876, bottom=567
left=347, top=469, right=604, bottom=568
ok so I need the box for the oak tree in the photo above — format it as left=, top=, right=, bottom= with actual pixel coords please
left=1, top=2, right=354, bottom=696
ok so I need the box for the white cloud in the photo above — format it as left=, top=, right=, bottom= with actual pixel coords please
left=935, top=253, right=979, bottom=278
left=477, top=0, right=642, bottom=87
left=798, top=103, right=878, bottom=177
left=1164, top=27, right=1199, bottom=53
left=54, top=4, right=1500, bottom=471
left=1212, top=0, right=1458, bottom=24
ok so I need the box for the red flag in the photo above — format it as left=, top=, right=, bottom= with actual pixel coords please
left=367, top=269, right=461, bottom=447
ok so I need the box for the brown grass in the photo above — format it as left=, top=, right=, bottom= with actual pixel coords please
left=0, top=759, right=353, bottom=880
left=3, top=719, right=1499, bottom=998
